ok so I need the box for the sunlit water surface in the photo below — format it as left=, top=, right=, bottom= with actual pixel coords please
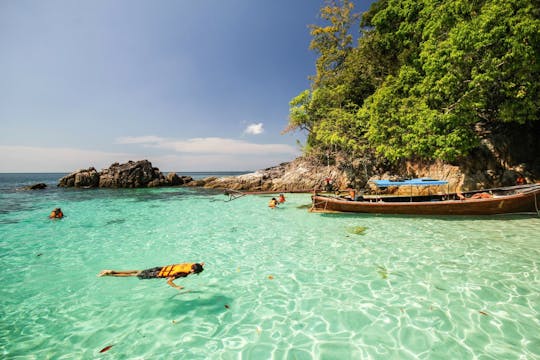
left=1, top=174, right=539, bottom=359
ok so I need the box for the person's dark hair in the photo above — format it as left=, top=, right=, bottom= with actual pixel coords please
left=192, top=263, right=204, bottom=274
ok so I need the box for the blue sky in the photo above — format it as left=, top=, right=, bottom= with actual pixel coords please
left=1, top=0, right=373, bottom=172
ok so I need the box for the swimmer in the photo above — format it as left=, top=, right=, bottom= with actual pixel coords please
left=98, top=262, right=204, bottom=290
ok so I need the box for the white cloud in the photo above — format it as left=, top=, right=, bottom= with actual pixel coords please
left=115, top=136, right=296, bottom=155
left=0, top=136, right=301, bottom=172
left=244, top=123, right=264, bottom=135
left=0, top=145, right=133, bottom=172
left=115, top=135, right=163, bottom=144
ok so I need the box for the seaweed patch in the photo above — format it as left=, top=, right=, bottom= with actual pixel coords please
left=348, top=226, right=367, bottom=235
left=376, top=265, right=388, bottom=279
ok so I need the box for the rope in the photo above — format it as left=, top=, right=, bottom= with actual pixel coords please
left=311, top=197, right=331, bottom=212
left=224, top=190, right=247, bottom=202
left=535, top=192, right=539, bottom=216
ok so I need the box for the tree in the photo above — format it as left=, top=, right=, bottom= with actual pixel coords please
left=288, top=0, right=540, bottom=164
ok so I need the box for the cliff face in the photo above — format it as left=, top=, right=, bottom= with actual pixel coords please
left=195, top=139, right=538, bottom=194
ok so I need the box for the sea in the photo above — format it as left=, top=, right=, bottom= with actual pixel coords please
left=1, top=173, right=539, bottom=359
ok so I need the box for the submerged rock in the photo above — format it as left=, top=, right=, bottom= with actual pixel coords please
left=23, top=183, right=47, bottom=190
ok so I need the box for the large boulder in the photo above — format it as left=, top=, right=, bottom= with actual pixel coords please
left=23, top=183, right=47, bottom=190
left=58, top=167, right=100, bottom=188
left=166, top=172, right=181, bottom=186
left=98, top=160, right=165, bottom=188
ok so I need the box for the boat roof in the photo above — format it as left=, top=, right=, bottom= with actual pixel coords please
left=371, top=178, right=449, bottom=187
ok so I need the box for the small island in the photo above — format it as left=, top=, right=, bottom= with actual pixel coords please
left=57, top=160, right=193, bottom=188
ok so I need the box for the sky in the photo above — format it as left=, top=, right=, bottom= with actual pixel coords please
left=0, top=0, right=373, bottom=172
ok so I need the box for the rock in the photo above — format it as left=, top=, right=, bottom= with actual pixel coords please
left=58, top=167, right=99, bottom=188
left=179, top=175, right=194, bottom=185
left=58, top=160, right=173, bottom=188
left=98, top=160, right=164, bottom=188
left=24, top=183, right=47, bottom=190
left=202, top=157, right=335, bottom=192
left=185, top=178, right=214, bottom=187
left=166, top=172, right=182, bottom=186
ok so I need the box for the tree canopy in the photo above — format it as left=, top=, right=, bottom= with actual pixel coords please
left=288, top=0, right=540, bottom=163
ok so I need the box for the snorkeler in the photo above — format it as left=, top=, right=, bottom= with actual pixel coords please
left=49, top=208, right=63, bottom=219
left=98, top=262, right=204, bottom=290
left=269, top=198, right=278, bottom=208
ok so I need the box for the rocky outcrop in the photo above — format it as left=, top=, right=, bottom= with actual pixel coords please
left=98, top=161, right=166, bottom=188
left=58, top=160, right=191, bottom=188
left=193, top=157, right=347, bottom=192
left=23, top=183, right=47, bottom=190
left=165, top=173, right=194, bottom=186
left=191, top=149, right=538, bottom=194
left=62, top=167, right=100, bottom=187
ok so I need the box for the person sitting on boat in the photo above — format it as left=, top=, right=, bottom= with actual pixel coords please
left=98, top=262, right=204, bottom=290
left=325, top=178, right=333, bottom=192
left=347, top=188, right=356, bottom=201
left=269, top=197, right=279, bottom=208
left=278, top=194, right=286, bottom=203
left=516, top=175, right=526, bottom=185
left=49, top=208, right=63, bottom=219
left=470, top=192, right=493, bottom=199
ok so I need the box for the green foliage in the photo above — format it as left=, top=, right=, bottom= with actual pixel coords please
left=309, top=0, right=359, bottom=88
left=287, top=0, right=540, bottom=163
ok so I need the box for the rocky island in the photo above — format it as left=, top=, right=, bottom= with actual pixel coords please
left=58, top=160, right=193, bottom=188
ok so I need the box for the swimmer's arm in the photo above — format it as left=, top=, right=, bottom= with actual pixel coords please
left=167, top=277, right=184, bottom=290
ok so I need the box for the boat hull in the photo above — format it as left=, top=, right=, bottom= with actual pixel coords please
left=311, top=186, right=540, bottom=215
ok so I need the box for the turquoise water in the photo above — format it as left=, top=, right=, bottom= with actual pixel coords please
left=1, top=174, right=539, bottom=359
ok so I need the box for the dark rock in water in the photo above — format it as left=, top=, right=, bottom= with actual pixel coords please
left=99, top=160, right=164, bottom=188
left=179, top=175, right=194, bottom=185
left=58, top=160, right=191, bottom=188
left=166, top=172, right=182, bottom=186
left=24, top=183, right=47, bottom=190
left=58, top=167, right=100, bottom=188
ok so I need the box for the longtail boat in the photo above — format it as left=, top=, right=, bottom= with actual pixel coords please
left=311, top=179, right=540, bottom=215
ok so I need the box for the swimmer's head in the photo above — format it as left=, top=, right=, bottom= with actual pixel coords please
left=191, top=263, right=204, bottom=274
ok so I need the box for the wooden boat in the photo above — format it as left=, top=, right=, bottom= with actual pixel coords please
left=311, top=180, right=540, bottom=215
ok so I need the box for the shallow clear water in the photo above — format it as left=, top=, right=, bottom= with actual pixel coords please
left=1, top=174, right=539, bottom=359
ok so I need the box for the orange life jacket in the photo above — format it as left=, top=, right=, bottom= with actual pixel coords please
left=50, top=211, right=63, bottom=219
left=157, top=263, right=193, bottom=278
left=269, top=199, right=277, bottom=208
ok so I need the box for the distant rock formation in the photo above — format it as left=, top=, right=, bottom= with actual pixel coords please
left=58, top=160, right=192, bottom=188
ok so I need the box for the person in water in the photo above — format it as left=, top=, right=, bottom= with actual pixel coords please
left=49, top=208, right=63, bottom=219
left=269, top=197, right=279, bottom=208
left=278, top=194, right=286, bottom=203
left=98, top=262, right=204, bottom=290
